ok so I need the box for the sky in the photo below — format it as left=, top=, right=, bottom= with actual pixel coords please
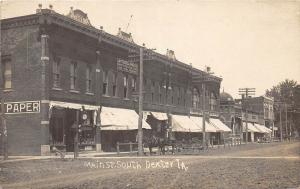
left=1, top=0, right=300, bottom=98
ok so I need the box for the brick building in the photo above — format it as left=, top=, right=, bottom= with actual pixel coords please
left=0, top=7, right=230, bottom=155
left=220, top=91, right=273, bottom=142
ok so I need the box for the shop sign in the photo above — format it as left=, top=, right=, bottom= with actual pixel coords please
left=117, top=58, right=138, bottom=75
left=0, top=101, right=40, bottom=114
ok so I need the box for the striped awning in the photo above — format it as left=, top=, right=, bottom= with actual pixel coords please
left=243, top=122, right=260, bottom=133
left=254, top=123, right=272, bottom=133
left=209, top=118, right=232, bottom=132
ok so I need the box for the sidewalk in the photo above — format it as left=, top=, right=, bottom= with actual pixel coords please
left=0, top=141, right=283, bottom=163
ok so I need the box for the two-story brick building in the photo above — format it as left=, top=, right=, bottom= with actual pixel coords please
left=0, top=6, right=230, bottom=155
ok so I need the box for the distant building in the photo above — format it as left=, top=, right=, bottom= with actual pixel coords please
left=220, top=92, right=273, bottom=142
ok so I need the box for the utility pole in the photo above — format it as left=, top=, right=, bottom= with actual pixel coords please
left=137, top=45, right=144, bottom=156
left=202, top=83, right=206, bottom=148
left=0, top=0, right=8, bottom=159
left=74, top=110, right=79, bottom=159
left=279, top=105, right=283, bottom=142
left=285, top=103, right=288, bottom=141
left=239, top=88, right=255, bottom=144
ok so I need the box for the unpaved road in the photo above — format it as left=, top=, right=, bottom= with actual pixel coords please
left=0, top=142, right=299, bottom=189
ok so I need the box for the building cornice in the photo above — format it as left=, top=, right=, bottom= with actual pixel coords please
left=1, top=14, right=39, bottom=29
left=1, top=9, right=221, bottom=78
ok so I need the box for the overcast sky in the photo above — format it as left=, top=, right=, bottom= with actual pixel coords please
left=1, top=0, right=300, bottom=98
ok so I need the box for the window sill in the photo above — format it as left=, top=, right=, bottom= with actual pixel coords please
left=102, top=95, right=110, bottom=97
left=69, top=90, right=80, bottom=94
left=123, top=98, right=130, bottom=101
left=85, top=92, right=94, bottom=96
left=52, top=87, right=63, bottom=91
left=3, top=89, right=14, bottom=92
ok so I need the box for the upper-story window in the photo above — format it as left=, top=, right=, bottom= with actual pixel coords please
left=151, top=81, right=155, bottom=103
left=131, top=77, right=137, bottom=92
left=102, top=71, right=108, bottom=95
left=2, top=57, right=12, bottom=89
left=192, top=88, right=200, bottom=109
left=177, top=88, right=181, bottom=105
left=86, top=64, right=92, bottom=93
left=123, top=75, right=128, bottom=98
left=158, top=82, right=162, bottom=104
left=112, top=72, right=117, bottom=97
left=52, top=58, right=60, bottom=88
left=70, top=61, right=77, bottom=90
left=210, top=92, right=217, bottom=111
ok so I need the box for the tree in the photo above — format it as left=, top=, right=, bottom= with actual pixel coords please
left=265, top=79, right=299, bottom=137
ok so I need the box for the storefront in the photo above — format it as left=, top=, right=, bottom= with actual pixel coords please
left=100, top=107, right=151, bottom=151
left=49, top=101, right=100, bottom=152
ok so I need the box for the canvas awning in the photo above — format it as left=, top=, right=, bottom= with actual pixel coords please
left=243, top=122, right=260, bottom=133
left=100, top=107, right=151, bottom=130
left=151, top=112, right=168, bottom=120
left=210, top=118, right=232, bottom=132
left=144, top=111, right=168, bottom=121
left=171, top=115, right=202, bottom=132
left=49, top=101, right=100, bottom=110
left=254, top=123, right=272, bottom=133
left=189, top=116, right=217, bottom=132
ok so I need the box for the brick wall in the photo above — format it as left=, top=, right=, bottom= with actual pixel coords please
left=1, top=24, right=43, bottom=155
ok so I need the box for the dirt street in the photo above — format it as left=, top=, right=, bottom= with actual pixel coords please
left=0, top=142, right=299, bottom=189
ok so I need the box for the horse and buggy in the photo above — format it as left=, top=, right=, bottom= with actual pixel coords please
left=142, top=132, right=208, bottom=155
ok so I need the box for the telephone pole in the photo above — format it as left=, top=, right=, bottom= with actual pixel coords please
left=130, top=44, right=155, bottom=156
left=0, top=1, right=8, bottom=160
left=137, top=45, right=144, bottom=156
left=238, top=88, right=255, bottom=144
left=279, top=105, right=283, bottom=142
left=202, top=83, right=206, bottom=148
left=285, top=103, right=288, bottom=141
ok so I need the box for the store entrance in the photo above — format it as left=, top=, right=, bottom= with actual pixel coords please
left=65, top=109, right=77, bottom=152
left=50, top=108, right=77, bottom=152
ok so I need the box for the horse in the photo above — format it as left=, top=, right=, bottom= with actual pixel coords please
left=143, top=134, right=175, bottom=155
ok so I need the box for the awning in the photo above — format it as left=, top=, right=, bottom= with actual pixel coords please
left=100, top=107, right=151, bottom=130
left=151, top=112, right=168, bottom=120
left=189, top=116, right=217, bottom=132
left=143, top=111, right=168, bottom=121
left=254, top=123, right=272, bottom=133
left=49, top=101, right=100, bottom=110
left=210, top=118, right=232, bottom=132
left=243, top=122, right=260, bottom=133
left=171, top=115, right=202, bottom=132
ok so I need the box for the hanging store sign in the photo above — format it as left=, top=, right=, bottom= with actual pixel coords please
left=0, top=101, right=40, bottom=114
left=117, top=58, right=138, bottom=75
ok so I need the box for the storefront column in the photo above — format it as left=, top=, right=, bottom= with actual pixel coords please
left=95, top=50, right=102, bottom=152
left=40, top=34, right=50, bottom=155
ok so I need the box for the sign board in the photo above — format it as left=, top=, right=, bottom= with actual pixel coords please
left=117, top=58, right=138, bottom=75
left=242, top=112, right=258, bottom=122
left=0, top=101, right=40, bottom=114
